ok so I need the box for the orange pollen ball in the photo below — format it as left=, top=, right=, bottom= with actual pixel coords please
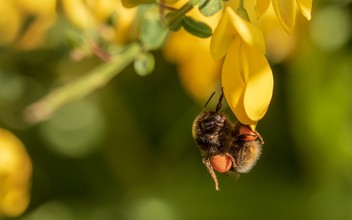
left=212, top=154, right=232, bottom=173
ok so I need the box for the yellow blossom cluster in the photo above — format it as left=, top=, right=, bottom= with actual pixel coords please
left=211, top=7, right=273, bottom=129
left=256, top=0, right=312, bottom=33
left=1, top=0, right=313, bottom=130
left=0, top=0, right=56, bottom=49
left=0, top=0, right=136, bottom=50
left=164, top=0, right=312, bottom=129
left=62, top=0, right=136, bottom=44
left=164, top=2, right=222, bottom=100
left=0, top=129, right=32, bottom=217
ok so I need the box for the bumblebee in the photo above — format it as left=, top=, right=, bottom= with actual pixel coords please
left=192, top=88, right=264, bottom=190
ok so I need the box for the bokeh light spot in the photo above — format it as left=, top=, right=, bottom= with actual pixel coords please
left=126, top=197, right=176, bottom=220
left=0, top=71, right=26, bottom=103
left=25, top=201, right=74, bottom=220
left=39, top=98, right=105, bottom=157
left=310, top=5, right=351, bottom=51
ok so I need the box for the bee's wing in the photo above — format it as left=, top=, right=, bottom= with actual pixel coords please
left=225, top=169, right=240, bottom=180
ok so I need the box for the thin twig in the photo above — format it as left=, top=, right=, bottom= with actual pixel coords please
left=24, top=43, right=142, bottom=124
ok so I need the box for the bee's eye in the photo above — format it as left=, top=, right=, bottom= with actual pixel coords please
left=201, top=119, right=216, bottom=130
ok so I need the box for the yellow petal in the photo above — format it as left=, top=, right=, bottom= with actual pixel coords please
left=178, top=54, right=221, bottom=100
left=90, top=0, right=118, bottom=22
left=16, top=15, right=56, bottom=50
left=222, top=38, right=243, bottom=108
left=272, top=0, right=296, bottom=33
left=211, top=7, right=266, bottom=59
left=114, top=1, right=137, bottom=44
left=249, top=123, right=257, bottom=131
left=0, top=1, right=22, bottom=45
left=210, top=9, right=234, bottom=60
left=1, top=189, right=30, bottom=218
left=15, top=0, right=56, bottom=16
left=296, top=0, right=312, bottom=20
left=62, top=0, right=94, bottom=30
left=235, top=92, right=258, bottom=126
left=255, top=0, right=271, bottom=19
left=242, top=42, right=274, bottom=121
left=0, top=129, right=32, bottom=217
left=163, top=0, right=180, bottom=4
left=222, top=38, right=256, bottom=126
left=226, top=8, right=266, bottom=54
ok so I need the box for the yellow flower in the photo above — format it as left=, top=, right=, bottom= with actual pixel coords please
left=211, top=7, right=273, bottom=130
left=255, top=0, right=313, bottom=33
left=0, top=129, right=32, bottom=217
left=62, top=0, right=136, bottom=44
left=0, top=0, right=57, bottom=46
left=0, top=1, right=22, bottom=45
left=164, top=1, right=221, bottom=100
left=0, top=0, right=57, bottom=49
left=16, top=15, right=57, bottom=50
left=256, top=6, right=299, bottom=63
left=62, top=0, right=95, bottom=30
left=164, top=31, right=221, bottom=100
left=16, top=0, right=56, bottom=16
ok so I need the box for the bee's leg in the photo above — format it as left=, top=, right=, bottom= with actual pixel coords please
left=241, top=134, right=259, bottom=142
left=225, top=153, right=237, bottom=169
left=202, top=158, right=220, bottom=191
left=241, top=132, right=264, bottom=144
left=254, top=131, right=264, bottom=144
left=225, top=169, right=240, bottom=180
left=235, top=123, right=264, bottom=144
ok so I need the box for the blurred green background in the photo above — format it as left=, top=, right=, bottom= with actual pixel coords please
left=1, top=0, right=352, bottom=220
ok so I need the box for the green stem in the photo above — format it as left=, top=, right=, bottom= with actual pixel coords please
left=24, top=0, right=203, bottom=124
left=236, top=0, right=250, bottom=22
left=166, top=0, right=200, bottom=28
left=25, top=43, right=142, bottom=124
left=239, top=0, right=244, bottom=8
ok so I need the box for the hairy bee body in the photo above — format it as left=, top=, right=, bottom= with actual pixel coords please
left=192, top=89, right=264, bottom=190
left=192, top=112, right=234, bottom=157
left=230, top=140, right=262, bottom=173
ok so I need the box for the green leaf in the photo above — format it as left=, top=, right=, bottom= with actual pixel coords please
left=121, top=0, right=154, bottom=8
left=182, top=16, right=212, bottom=38
left=134, top=52, right=155, bottom=76
left=140, top=18, right=167, bottom=49
left=165, top=12, right=183, bottom=32
left=138, top=5, right=168, bottom=50
left=199, top=0, right=222, bottom=17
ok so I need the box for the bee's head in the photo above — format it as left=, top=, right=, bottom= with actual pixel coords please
left=194, top=112, right=225, bottom=133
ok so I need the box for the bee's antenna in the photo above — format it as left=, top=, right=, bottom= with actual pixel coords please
left=204, top=92, right=216, bottom=109
left=215, top=87, right=224, bottom=112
